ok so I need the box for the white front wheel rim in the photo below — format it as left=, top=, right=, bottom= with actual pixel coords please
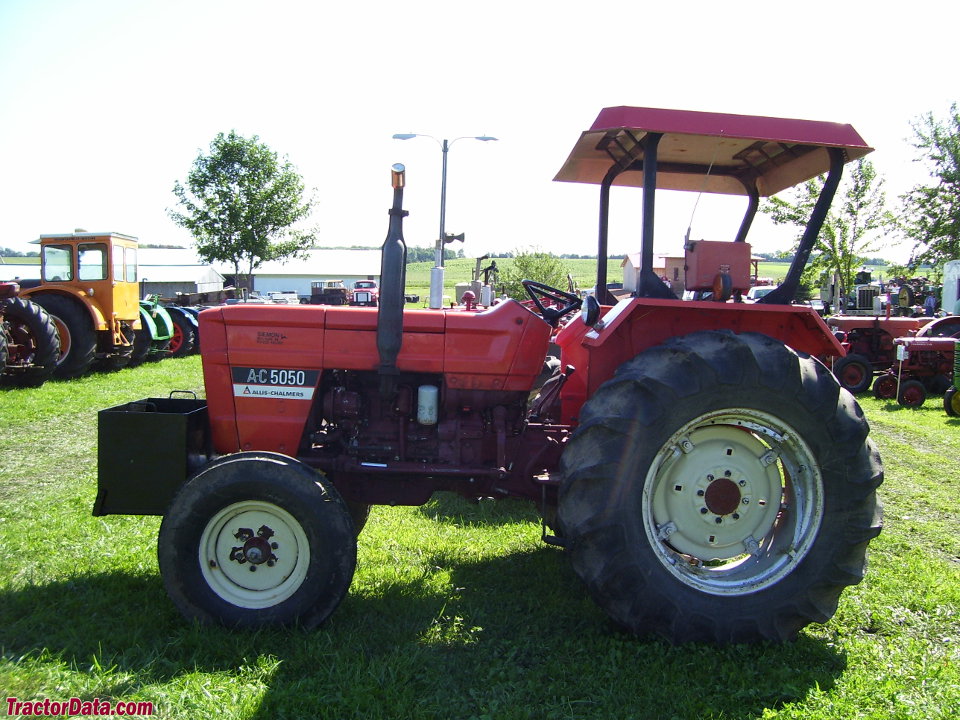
left=199, top=500, right=310, bottom=609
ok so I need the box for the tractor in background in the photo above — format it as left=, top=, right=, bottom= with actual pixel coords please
left=95, top=107, right=882, bottom=645
left=0, top=281, right=60, bottom=387
left=19, top=232, right=141, bottom=377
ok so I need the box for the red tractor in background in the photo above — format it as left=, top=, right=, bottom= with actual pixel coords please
left=96, top=107, right=882, bottom=645
left=0, top=281, right=60, bottom=388
left=827, top=315, right=932, bottom=394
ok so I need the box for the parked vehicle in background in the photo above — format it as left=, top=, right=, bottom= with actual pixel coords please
left=349, top=280, right=379, bottom=307
left=19, top=232, right=141, bottom=377
left=0, top=281, right=60, bottom=387
left=268, top=292, right=301, bottom=305
left=744, top=286, right=776, bottom=303
left=305, top=280, right=348, bottom=305
left=871, top=336, right=957, bottom=406
left=827, top=315, right=933, bottom=393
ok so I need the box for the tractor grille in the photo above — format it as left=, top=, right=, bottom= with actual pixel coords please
left=857, top=286, right=879, bottom=310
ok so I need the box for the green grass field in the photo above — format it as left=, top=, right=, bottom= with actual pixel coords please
left=1, top=356, right=957, bottom=719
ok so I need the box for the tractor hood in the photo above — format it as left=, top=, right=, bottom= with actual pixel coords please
left=554, top=106, right=873, bottom=197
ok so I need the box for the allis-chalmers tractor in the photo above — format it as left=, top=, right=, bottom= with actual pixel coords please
left=96, top=107, right=883, bottom=644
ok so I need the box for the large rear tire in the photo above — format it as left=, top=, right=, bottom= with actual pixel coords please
left=0, top=297, right=60, bottom=387
left=558, top=330, right=883, bottom=644
left=158, top=452, right=356, bottom=628
left=30, top=294, right=96, bottom=379
left=167, top=311, right=196, bottom=358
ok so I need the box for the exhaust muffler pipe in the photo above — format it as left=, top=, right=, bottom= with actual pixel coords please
left=377, top=164, right=408, bottom=397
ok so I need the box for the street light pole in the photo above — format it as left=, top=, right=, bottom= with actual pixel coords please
left=392, top=132, right=497, bottom=308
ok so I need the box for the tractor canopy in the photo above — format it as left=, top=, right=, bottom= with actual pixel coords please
left=554, top=106, right=873, bottom=196
left=554, top=106, right=872, bottom=305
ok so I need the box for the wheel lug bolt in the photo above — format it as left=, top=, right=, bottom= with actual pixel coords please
left=714, top=517, right=723, bottom=524
left=271, top=542, right=279, bottom=549
left=724, top=470, right=732, bottom=477
left=700, top=507, right=708, bottom=514
left=738, top=479, right=746, bottom=487
left=706, top=474, right=714, bottom=482
left=697, top=489, right=705, bottom=497
left=732, top=513, right=740, bottom=520
left=249, top=566, right=257, bottom=572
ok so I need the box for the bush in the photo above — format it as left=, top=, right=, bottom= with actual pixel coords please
left=499, top=248, right=571, bottom=299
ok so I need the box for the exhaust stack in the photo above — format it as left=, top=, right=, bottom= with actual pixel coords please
left=377, top=164, right=408, bottom=397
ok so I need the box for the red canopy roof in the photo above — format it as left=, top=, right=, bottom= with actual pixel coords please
left=554, top=106, right=873, bottom=196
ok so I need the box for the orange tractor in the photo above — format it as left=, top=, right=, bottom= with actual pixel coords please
left=96, top=107, right=883, bottom=644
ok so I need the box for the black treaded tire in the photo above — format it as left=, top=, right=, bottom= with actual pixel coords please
left=0, top=330, right=7, bottom=371
left=557, top=330, right=883, bottom=644
left=832, top=353, right=873, bottom=394
left=158, top=452, right=357, bottom=628
left=872, top=373, right=898, bottom=400
left=30, top=294, right=96, bottom=379
left=127, top=324, right=152, bottom=368
left=167, top=311, right=196, bottom=358
left=925, top=373, right=951, bottom=395
left=897, top=379, right=927, bottom=408
left=147, top=337, right=170, bottom=362
left=944, top=386, right=960, bottom=416
left=345, top=501, right=372, bottom=535
left=0, top=296, right=60, bottom=387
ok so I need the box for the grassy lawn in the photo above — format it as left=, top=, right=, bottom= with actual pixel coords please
left=1, top=356, right=958, bottom=719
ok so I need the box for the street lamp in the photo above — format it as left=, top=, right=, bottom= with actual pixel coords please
left=392, top=132, right=498, bottom=308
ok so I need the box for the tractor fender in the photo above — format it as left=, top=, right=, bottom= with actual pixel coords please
left=139, top=304, right=175, bottom=341
left=19, top=287, right=108, bottom=330
left=556, top=298, right=846, bottom=425
left=164, top=305, right=200, bottom=329
left=163, top=305, right=200, bottom=330
left=137, top=306, right=160, bottom=339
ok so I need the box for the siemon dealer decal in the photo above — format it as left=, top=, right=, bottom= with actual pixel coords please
left=231, top=367, right=320, bottom=400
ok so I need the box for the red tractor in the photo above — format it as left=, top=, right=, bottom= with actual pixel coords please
left=0, top=281, right=60, bottom=388
left=96, top=108, right=883, bottom=644
left=827, top=315, right=932, bottom=394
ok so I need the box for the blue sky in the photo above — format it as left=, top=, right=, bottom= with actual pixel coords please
left=1, top=0, right=956, bottom=263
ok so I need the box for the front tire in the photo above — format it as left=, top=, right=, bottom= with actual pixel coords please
left=897, top=379, right=927, bottom=408
left=833, top=353, right=873, bottom=394
left=158, top=452, right=357, bottom=628
left=872, top=373, right=898, bottom=400
left=944, top=386, right=960, bottom=416
left=558, top=331, right=883, bottom=644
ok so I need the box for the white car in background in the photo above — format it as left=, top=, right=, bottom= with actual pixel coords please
left=745, top=286, right=777, bottom=303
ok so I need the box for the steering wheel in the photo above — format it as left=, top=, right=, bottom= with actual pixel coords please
left=521, top=279, right=582, bottom=326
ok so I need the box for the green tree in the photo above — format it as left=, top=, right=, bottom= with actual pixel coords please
left=169, top=131, right=315, bottom=289
left=762, top=158, right=891, bottom=304
left=900, top=103, right=960, bottom=268
left=500, top=248, right=570, bottom=299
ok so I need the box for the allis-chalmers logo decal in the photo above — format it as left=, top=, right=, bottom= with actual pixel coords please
left=231, top=367, right=319, bottom=400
